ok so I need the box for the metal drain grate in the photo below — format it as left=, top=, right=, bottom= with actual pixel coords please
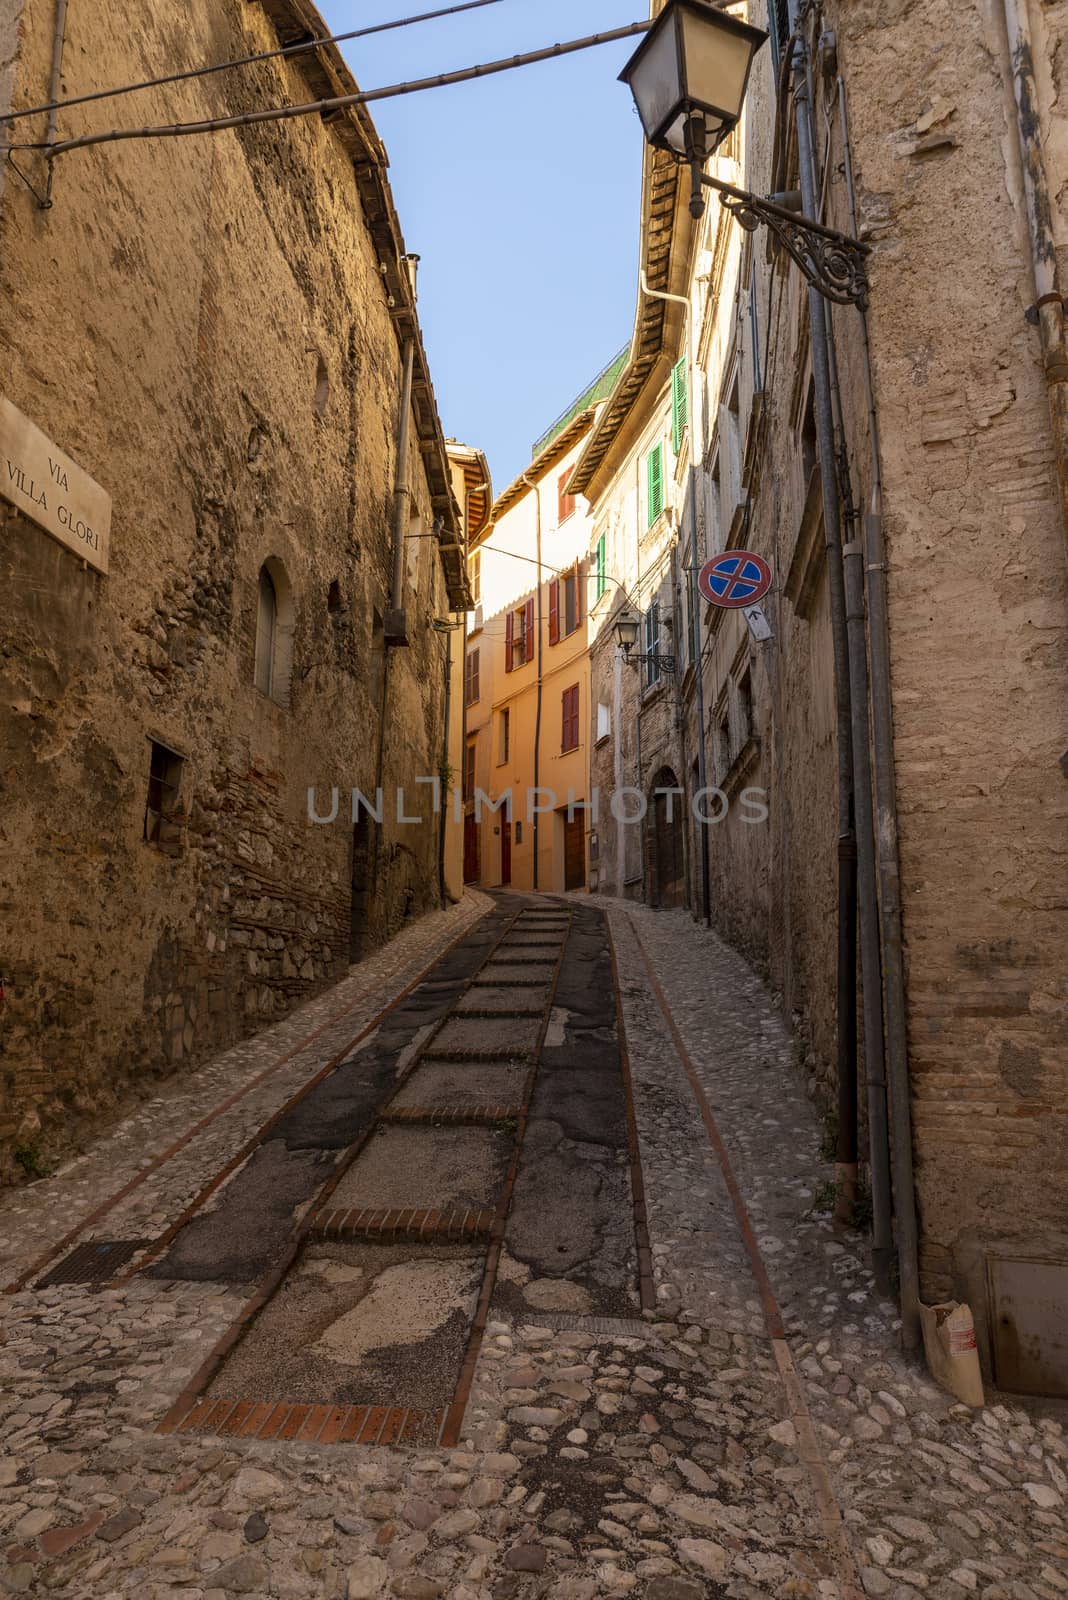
left=517, top=1312, right=650, bottom=1337
left=36, top=1239, right=152, bottom=1288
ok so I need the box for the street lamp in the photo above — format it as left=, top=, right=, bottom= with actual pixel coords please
left=619, top=0, right=870, bottom=307
left=614, top=607, right=675, bottom=674
left=619, top=0, right=766, bottom=161
left=614, top=609, right=640, bottom=657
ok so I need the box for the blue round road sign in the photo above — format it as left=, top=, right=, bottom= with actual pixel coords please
left=698, top=550, right=772, bottom=609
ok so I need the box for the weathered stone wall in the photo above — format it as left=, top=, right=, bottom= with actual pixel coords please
left=834, top=0, right=1068, bottom=1342
left=0, top=0, right=453, bottom=1175
left=584, top=395, right=686, bottom=904
left=684, top=0, right=1068, bottom=1371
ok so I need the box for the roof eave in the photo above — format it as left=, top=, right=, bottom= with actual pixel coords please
left=567, top=140, right=696, bottom=502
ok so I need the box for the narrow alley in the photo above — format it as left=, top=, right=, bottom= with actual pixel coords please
left=1, top=896, right=1064, bottom=1599
left=2, top=0, right=1067, bottom=1596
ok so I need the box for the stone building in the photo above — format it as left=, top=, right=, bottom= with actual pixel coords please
left=572, top=356, right=692, bottom=908
left=585, top=0, right=1068, bottom=1392
left=0, top=0, right=471, bottom=1177
left=462, top=367, right=619, bottom=892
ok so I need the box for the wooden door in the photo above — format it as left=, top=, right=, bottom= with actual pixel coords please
left=564, top=812, right=585, bottom=891
left=501, top=819, right=512, bottom=886
left=652, top=788, right=685, bottom=908
left=463, top=814, right=479, bottom=883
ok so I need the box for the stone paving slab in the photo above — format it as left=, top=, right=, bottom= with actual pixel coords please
left=434, top=1017, right=542, bottom=1056
left=0, top=891, right=1064, bottom=1600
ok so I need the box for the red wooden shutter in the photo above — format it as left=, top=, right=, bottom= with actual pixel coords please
left=505, top=609, right=514, bottom=673
left=548, top=578, right=560, bottom=645
left=562, top=685, right=579, bottom=750
left=524, top=597, right=534, bottom=660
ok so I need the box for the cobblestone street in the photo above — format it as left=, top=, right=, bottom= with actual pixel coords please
left=1, top=896, right=1065, bottom=1600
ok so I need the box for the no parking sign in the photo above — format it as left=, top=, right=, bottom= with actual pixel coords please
left=697, top=550, right=773, bottom=608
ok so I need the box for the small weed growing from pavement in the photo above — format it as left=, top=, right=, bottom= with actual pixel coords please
left=810, top=1175, right=874, bottom=1233
left=819, top=1109, right=839, bottom=1164
left=851, top=1183, right=874, bottom=1232
left=496, top=1118, right=518, bottom=1135
left=13, top=1141, right=51, bottom=1180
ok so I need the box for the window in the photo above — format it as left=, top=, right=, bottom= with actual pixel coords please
left=464, top=740, right=476, bottom=801
left=255, top=565, right=277, bottom=696
left=715, top=699, right=732, bottom=780
left=254, top=558, right=293, bottom=706
left=768, top=0, right=790, bottom=73
left=800, top=379, right=818, bottom=486
left=596, top=701, right=611, bottom=743
left=646, top=443, right=664, bottom=527
left=594, top=532, right=607, bottom=601
left=549, top=564, right=582, bottom=645
left=685, top=564, right=698, bottom=670
left=469, top=549, right=481, bottom=604
left=464, top=647, right=480, bottom=706
left=671, top=356, right=689, bottom=454
left=706, top=447, right=723, bottom=555
left=498, top=707, right=510, bottom=766
left=506, top=596, right=535, bottom=671
left=144, top=741, right=185, bottom=853
left=643, top=601, right=661, bottom=689
left=558, top=471, right=576, bottom=524
left=561, top=684, right=580, bottom=752
left=737, top=668, right=753, bottom=746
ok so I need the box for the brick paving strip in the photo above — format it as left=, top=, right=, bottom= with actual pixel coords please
left=619, top=911, right=868, bottom=1600
left=154, top=899, right=584, bottom=1453
left=1, top=891, right=494, bottom=1292
left=152, top=899, right=548, bottom=1439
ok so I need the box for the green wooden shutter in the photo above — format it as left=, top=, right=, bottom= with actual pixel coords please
left=595, top=533, right=606, bottom=600
left=647, top=444, right=664, bottom=527
left=671, top=357, right=688, bottom=454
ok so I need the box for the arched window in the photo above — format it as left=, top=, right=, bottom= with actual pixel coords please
left=254, top=558, right=294, bottom=706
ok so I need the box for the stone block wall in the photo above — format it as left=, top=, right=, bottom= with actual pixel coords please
left=0, top=0, right=454, bottom=1175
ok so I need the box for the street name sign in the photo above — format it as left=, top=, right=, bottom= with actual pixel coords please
left=742, top=603, right=773, bottom=642
left=698, top=549, right=772, bottom=609
left=0, top=395, right=111, bottom=574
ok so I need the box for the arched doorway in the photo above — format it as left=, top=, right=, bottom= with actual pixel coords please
left=649, top=765, right=686, bottom=909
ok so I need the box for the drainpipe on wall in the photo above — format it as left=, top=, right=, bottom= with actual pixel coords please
left=1003, top=0, right=1068, bottom=572
left=386, top=336, right=416, bottom=641
left=640, top=271, right=712, bottom=926
left=43, top=0, right=70, bottom=205
left=787, top=6, right=894, bottom=1291
left=521, top=473, right=544, bottom=890
left=836, top=73, right=922, bottom=1349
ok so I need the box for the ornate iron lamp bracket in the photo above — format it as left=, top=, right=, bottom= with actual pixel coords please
left=697, top=168, right=870, bottom=309
left=625, top=652, right=677, bottom=676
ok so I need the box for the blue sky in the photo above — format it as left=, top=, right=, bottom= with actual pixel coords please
left=317, top=0, right=644, bottom=494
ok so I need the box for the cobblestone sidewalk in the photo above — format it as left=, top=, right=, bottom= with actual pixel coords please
left=0, top=895, right=1064, bottom=1600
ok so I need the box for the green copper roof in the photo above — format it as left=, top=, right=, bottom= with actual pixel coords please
left=531, top=346, right=629, bottom=460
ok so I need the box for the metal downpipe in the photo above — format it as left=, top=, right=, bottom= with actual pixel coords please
left=835, top=75, right=922, bottom=1346
left=788, top=15, right=893, bottom=1280
left=522, top=473, right=544, bottom=890
left=390, top=338, right=416, bottom=614
left=1003, top=0, right=1068, bottom=570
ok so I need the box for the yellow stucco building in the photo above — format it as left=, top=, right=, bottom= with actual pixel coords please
left=461, top=360, right=625, bottom=893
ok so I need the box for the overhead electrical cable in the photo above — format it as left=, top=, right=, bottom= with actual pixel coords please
left=6, top=21, right=652, bottom=159
left=0, top=0, right=510, bottom=127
